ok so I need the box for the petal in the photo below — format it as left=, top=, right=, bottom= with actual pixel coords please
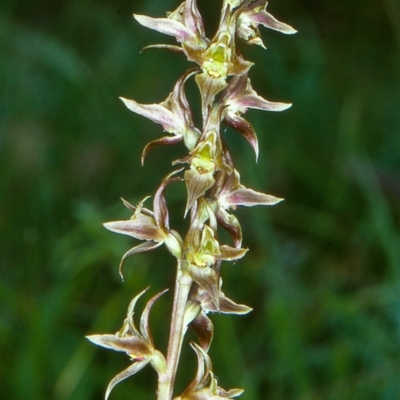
left=119, top=241, right=164, bottom=279
left=164, top=229, right=184, bottom=259
left=191, top=311, right=214, bottom=351
left=221, top=74, right=245, bottom=105
left=177, top=340, right=212, bottom=398
left=103, top=219, right=165, bottom=242
left=217, top=387, right=244, bottom=398
left=227, top=389, right=244, bottom=398
left=192, top=282, right=251, bottom=315
left=225, top=0, right=245, bottom=8
left=199, top=224, right=220, bottom=256
left=141, top=43, right=184, bottom=53
left=141, top=135, right=183, bottom=165
left=236, top=20, right=266, bottom=49
left=125, top=287, right=149, bottom=331
left=121, top=197, right=136, bottom=212
left=105, top=359, right=150, bottom=400
left=154, top=169, right=183, bottom=230
left=218, top=295, right=252, bottom=315
left=251, top=10, right=297, bottom=35
left=223, top=75, right=291, bottom=114
left=140, top=289, right=168, bottom=347
left=188, top=265, right=220, bottom=310
left=86, top=334, right=152, bottom=356
left=224, top=114, right=259, bottom=160
left=184, top=169, right=215, bottom=216
left=218, top=245, right=248, bottom=261
left=134, top=196, right=155, bottom=217
left=195, top=73, right=228, bottom=117
left=183, top=0, right=206, bottom=40
left=184, top=299, right=202, bottom=326
left=240, top=94, right=292, bottom=112
left=134, top=14, right=191, bottom=42
left=190, top=342, right=212, bottom=386
left=216, top=208, right=242, bottom=248
left=228, top=53, right=254, bottom=76
left=220, top=188, right=284, bottom=208
left=172, top=68, right=201, bottom=149
left=182, top=42, right=207, bottom=65
left=182, top=343, right=206, bottom=395
left=119, top=97, right=183, bottom=133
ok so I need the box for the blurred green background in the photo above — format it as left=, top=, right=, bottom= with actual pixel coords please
left=1, top=0, right=400, bottom=399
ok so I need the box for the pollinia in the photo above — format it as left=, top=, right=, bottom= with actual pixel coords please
left=87, top=1, right=296, bottom=399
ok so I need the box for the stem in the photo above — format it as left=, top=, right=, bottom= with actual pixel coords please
left=157, top=262, right=192, bottom=400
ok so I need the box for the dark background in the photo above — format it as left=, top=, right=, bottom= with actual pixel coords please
left=1, top=0, right=400, bottom=399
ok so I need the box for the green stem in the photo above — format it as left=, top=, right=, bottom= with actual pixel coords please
left=157, top=262, right=192, bottom=400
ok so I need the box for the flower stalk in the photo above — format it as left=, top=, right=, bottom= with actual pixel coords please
left=163, top=264, right=193, bottom=400
left=87, top=1, right=295, bottom=399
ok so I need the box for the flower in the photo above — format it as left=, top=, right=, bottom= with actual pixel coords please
left=220, top=74, right=292, bottom=160
left=192, top=281, right=252, bottom=315
left=119, top=69, right=200, bottom=162
left=173, top=109, right=236, bottom=214
left=103, top=170, right=183, bottom=278
left=216, top=168, right=283, bottom=209
left=211, top=164, right=283, bottom=247
left=134, top=0, right=209, bottom=64
left=133, top=1, right=253, bottom=110
left=185, top=225, right=247, bottom=269
left=237, top=0, right=297, bottom=49
left=199, top=4, right=253, bottom=80
left=194, top=3, right=253, bottom=110
left=185, top=281, right=252, bottom=351
left=199, top=146, right=283, bottom=248
left=183, top=223, right=248, bottom=309
left=175, top=129, right=224, bottom=215
left=86, top=288, right=167, bottom=400
left=174, top=342, right=244, bottom=399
